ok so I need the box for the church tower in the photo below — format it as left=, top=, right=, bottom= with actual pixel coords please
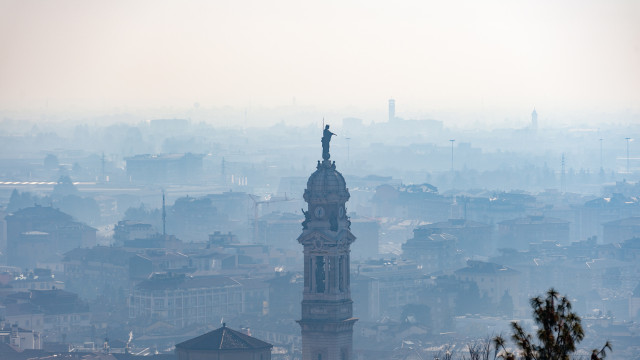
left=297, top=127, right=357, bottom=360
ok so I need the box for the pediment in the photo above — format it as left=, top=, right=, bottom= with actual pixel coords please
left=297, top=229, right=356, bottom=248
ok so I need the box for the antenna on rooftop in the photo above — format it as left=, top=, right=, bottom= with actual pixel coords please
left=625, top=137, right=632, bottom=174
left=599, top=138, right=604, bottom=172
left=162, top=190, right=166, bottom=237
left=561, top=153, right=566, bottom=193
left=101, top=152, right=105, bottom=182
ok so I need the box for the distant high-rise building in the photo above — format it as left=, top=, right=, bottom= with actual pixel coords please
left=388, top=99, right=395, bottom=122
left=297, top=128, right=357, bottom=360
left=531, top=108, right=538, bottom=131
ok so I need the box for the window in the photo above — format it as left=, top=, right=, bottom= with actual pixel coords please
left=339, top=256, right=345, bottom=291
left=316, top=256, right=325, bottom=293
left=341, top=348, right=348, bottom=360
left=306, top=258, right=312, bottom=291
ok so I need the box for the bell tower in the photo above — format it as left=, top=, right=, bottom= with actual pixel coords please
left=297, top=127, right=357, bottom=360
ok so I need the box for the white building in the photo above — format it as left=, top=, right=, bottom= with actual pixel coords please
left=129, top=273, right=244, bottom=328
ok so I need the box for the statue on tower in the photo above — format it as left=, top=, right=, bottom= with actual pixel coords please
left=321, top=125, right=336, bottom=160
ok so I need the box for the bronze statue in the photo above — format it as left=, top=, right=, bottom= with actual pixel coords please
left=321, top=125, right=336, bottom=160
left=301, top=208, right=310, bottom=230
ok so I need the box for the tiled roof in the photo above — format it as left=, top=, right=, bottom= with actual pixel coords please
left=499, top=215, right=569, bottom=225
left=454, top=260, right=518, bottom=275
left=8, top=206, right=72, bottom=222
left=603, top=216, right=640, bottom=227
left=135, top=275, right=240, bottom=291
left=4, top=303, right=44, bottom=316
left=419, top=218, right=490, bottom=229
left=175, top=324, right=272, bottom=351
left=63, top=246, right=132, bottom=265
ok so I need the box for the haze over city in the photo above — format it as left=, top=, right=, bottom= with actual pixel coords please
left=1, top=1, right=640, bottom=360
left=1, top=0, right=639, bottom=127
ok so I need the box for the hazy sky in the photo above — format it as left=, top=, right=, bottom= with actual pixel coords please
left=1, top=0, right=638, bottom=121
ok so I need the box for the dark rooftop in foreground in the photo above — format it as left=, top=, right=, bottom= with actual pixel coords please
left=175, top=324, right=272, bottom=351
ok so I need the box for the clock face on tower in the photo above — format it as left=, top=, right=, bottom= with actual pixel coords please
left=314, top=206, right=325, bottom=219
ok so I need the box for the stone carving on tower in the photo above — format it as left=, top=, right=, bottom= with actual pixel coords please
left=297, top=125, right=357, bottom=360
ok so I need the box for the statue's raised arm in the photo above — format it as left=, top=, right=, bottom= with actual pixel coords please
left=321, top=125, right=336, bottom=160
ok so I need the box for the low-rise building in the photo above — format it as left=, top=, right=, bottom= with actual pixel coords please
left=4, top=289, right=91, bottom=336
left=113, top=220, right=156, bottom=244
left=350, top=217, right=380, bottom=260
left=254, top=212, right=302, bottom=250
left=1, top=303, right=45, bottom=332
left=454, top=260, right=520, bottom=311
left=603, top=216, right=640, bottom=244
left=129, top=273, right=243, bottom=328
left=414, top=218, right=493, bottom=256
left=352, top=259, right=426, bottom=321
left=0, top=323, right=42, bottom=350
left=402, top=230, right=461, bottom=274
left=129, top=249, right=192, bottom=281
left=498, top=215, right=570, bottom=250
left=5, top=206, right=96, bottom=268
left=63, top=246, right=131, bottom=300
left=630, top=283, right=640, bottom=319
left=10, top=269, right=64, bottom=292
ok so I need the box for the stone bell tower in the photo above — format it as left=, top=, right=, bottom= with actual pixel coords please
left=297, top=126, right=357, bottom=360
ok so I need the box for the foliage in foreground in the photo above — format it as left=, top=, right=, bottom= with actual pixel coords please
left=493, top=288, right=611, bottom=360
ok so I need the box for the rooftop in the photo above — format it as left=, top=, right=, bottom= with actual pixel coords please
left=603, top=216, right=640, bottom=227
left=304, top=159, right=349, bottom=203
left=7, top=205, right=72, bottom=222
left=499, top=215, right=569, bottom=226
left=135, top=274, right=240, bottom=291
left=175, top=324, right=272, bottom=351
left=454, top=260, right=518, bottom=275
left=418, top=218, right=490, bottom=230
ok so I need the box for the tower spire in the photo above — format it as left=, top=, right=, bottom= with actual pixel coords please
left=297, top=140, right=357, bottom=360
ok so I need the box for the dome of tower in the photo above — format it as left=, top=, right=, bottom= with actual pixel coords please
left=304, top=160, right=350, bottom=203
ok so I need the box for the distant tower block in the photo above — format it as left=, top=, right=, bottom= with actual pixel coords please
left=297, top=132, right=357, bottom=360
left=388, top=99, right=396, bottom=122
left=531, top=108, right=538, bottom=131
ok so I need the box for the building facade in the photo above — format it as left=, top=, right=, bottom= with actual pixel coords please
left=129, top=273, right=248, bottom=328
left=5, top=206, right=96, bottom=268
left=498, top=215, right=570, bottom=250
left=297, top=150, right=357, bottom=360
left=603, top=216, right=640, bottom=244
